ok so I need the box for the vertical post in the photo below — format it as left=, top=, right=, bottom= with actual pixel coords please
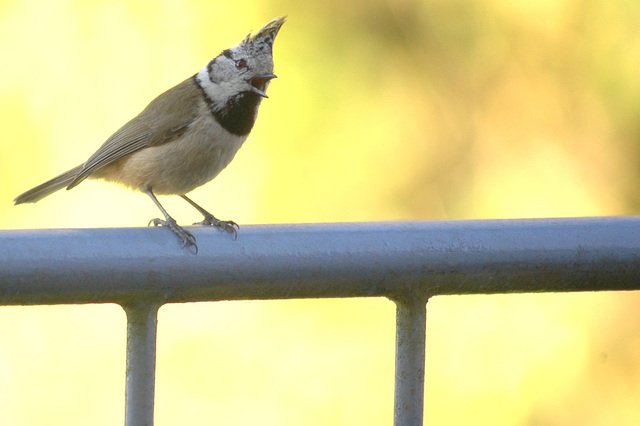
left=123, top=302, right=160, bottom=426
left=393, top=296, right=427, bottom=426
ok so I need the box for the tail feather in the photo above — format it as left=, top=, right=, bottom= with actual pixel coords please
left=14, top=165, right=84, bottom=204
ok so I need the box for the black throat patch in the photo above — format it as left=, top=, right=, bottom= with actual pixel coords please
left=193, top=76, right=261, bottom=137
left=212, top=91, right=261, bottom=137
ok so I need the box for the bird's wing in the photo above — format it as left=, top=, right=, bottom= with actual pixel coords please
left=67, top=76, right=202, bottom=189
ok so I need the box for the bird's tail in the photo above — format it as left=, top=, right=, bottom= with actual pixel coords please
left=14, top=165, right=84, bottom=204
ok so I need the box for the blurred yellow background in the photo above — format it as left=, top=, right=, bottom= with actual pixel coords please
left=1, top=0, right=639, bottom=425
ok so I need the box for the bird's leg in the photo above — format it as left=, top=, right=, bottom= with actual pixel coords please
left=180, top=195, right=239, bottom=240
left=145, top=189, right=197, bottom=252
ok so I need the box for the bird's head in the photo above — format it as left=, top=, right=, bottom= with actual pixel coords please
left=197, top=17, right=285, bottom=107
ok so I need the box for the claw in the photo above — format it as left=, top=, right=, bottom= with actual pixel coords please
left=149, top=216, right=198, bottom=253
left=194, top=213, right=239, bottom=240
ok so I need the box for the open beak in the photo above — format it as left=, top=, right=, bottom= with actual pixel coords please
left=249, top=73, right=277, bottom=98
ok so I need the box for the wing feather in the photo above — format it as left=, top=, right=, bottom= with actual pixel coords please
left=67, top=76, right=202, bottom=189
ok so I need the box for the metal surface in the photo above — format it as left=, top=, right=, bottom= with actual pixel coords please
left=393, top=296, right=428, bottom=426
left=1, top=217, right=640, bottom=426
left=1, top=217, right=639, bottom=306
left=124, top=303, right=159, bottom=426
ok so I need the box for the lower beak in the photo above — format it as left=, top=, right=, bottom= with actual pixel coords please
left=249, top=73, right=277, bottom=98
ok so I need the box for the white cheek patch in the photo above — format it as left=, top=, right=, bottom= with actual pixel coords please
left=196, top=65, right=219, bottom=102
left=195, top=60, right=252, bottom=108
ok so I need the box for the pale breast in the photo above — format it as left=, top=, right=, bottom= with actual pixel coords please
left=114, top=101, right=248, bottom=195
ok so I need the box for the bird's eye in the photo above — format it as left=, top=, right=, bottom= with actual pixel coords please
left=235, top=59, right=247, bottom=70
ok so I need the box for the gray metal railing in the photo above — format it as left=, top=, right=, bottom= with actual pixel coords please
left=1, top=217, right=639, bottom=425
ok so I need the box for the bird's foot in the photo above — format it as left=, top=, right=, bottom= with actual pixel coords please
left=194, top=214, right=239, bottom=240
left=149, top=217, right=198, bottom=253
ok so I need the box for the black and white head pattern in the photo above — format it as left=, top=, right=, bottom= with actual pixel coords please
left=195, top=17, right=285, bottom=136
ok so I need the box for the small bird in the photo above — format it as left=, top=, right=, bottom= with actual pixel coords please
left=14, top=16, right=285, bottom=253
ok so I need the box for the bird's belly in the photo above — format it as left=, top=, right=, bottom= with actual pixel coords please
left=115, top=118, right=247, bottom=195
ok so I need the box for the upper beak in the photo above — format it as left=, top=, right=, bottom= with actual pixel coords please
left=249, top=73, right=277, bottom=98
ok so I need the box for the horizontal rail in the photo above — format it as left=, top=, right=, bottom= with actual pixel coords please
left=1, top=217, right=639, bottom=305
left=2, top=216, right=639, bottom=426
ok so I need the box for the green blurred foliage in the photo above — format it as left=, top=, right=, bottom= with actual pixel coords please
left=0, top=0, right=639, bottom=425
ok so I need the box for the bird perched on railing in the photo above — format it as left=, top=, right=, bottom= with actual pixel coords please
left=14, top=16, right=286, bottom=253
